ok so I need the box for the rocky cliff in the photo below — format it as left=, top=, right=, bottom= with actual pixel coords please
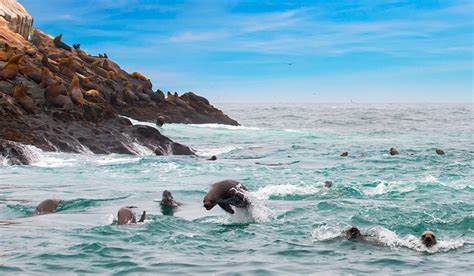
left=0, top=0, right=32, bottom=39
left=0, top=1, right=238, bottom=164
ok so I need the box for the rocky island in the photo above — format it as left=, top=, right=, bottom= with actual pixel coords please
left=0, top=0, right=238, bottom=165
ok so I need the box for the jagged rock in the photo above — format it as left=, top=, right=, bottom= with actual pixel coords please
left=0, top=0, right=33, bottom=39
left=0, top=2, right=238, bottom=162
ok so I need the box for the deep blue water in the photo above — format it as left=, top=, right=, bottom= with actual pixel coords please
left=1, top=103, right=473, bottom=274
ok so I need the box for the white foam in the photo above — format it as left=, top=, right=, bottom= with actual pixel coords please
left=185, top=124, right=260, bottom=131
left=365, top=182, right=387, bottom=195
left=312, top=223, right=345, bottom=241
left=96, top=156, right=141, bottom=165
left=194, top=145, right=239, bottom=157
left=421, top=175, right=439, bottom=183
left=367, top=226, right=464, bottom=253
left=253, top=183, right=320, bottom=200
left=121, top=134, right=154, bottom=156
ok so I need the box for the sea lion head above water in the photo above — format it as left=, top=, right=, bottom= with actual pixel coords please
left=35, top=199, right=61, bottom=215
left=160, top=190, right=180, bottom=208
left=345, top=227, right=362, bottom=240
left=389, top=147, right=399, bottom=156
left=117, top=207, right=146, bottom=225
left=324, top=181, right=333, bottom=188
left=420, top=231, right=437, bottom=247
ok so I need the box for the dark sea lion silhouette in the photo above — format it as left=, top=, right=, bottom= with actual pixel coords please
left=203, top=180, right=250, bottom=214
left=35, top=199, right=61, bottom=215
left=117, top=206, right=146, bottom=225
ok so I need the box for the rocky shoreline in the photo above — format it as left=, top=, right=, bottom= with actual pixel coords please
left=0, top=1, right=238, bottom=165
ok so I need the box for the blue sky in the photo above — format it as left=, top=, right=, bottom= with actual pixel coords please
left=20, top=0, right=473, bottom=102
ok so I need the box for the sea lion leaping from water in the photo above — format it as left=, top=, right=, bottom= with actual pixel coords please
left=117, top=207, right=146, bottom=225
left=35, top=199, right=61, bottom=215
left=203, top=179, right=250, bottom=214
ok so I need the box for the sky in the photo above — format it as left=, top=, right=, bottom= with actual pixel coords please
left=19, top=0, right=473, bottom=103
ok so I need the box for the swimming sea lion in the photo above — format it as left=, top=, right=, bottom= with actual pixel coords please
left=35, top=199, right=61, bottom=215
left=435, top=149, right=445, bottom=155
left=156, top=116, right=165, bottom=127
left=69, top=75, right=85, bottom=106
left=130, top=72, right=148, bottom=81
left=12, top=83, right=35, bottom=113
left=420, top=231, right=437, bottom=247
left=53, top=34, right=72, bottom=51
left=340, top=151, right=348, bottom=157
left=117, top=207, right=146, bottom=225
left=160, top=190, right=181, bottom=208
left=207, top=156, right=217, bottom=161
left=0, top=54, right=23, bottom=80
left=203, top=179, right=250, bottom=214
left=345, top=227, right=362, bottom=240
left=389, top=147, right=399, bottom=156
left=324, top=181, right=333, bottom=188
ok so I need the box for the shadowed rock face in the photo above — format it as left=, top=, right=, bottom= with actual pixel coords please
left=0, top=3, right=238, bottom=164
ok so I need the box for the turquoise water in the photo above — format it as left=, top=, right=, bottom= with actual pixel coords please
left=1, top=103, right=473, bottom=274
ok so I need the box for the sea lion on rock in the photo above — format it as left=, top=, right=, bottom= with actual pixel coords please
left=12, top=83, right=35, bottom=113
left=19, top=64, right=42, bottom=83
left=117, top=207, right=146, bottom=225
left=340, top=151, right=348, bottom=157
left=420, top=231, right=437, bottom=247
left=45, top=81, right=74, bottom=111
left=435, top=149, right=445, bottom=155
left=69, top=75, right=85, bottom=106
left=53, top=34, right=72, bottom=51
left=203, top=179, right=250, bottom=214
left=130, top=72, right=148, bottom=81
left=35, top=199, right=61, bottom=215
left=40, top=67, right=57, bottom=88
left=0, top=54, right=23, bottom=80
left=389, top=147, right=399, bottom=156
left=85, top=89, right=100, bottom=97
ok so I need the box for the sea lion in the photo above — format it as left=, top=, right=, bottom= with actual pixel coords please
left=53, top=34, right=72, bottom=51
left=435, top=149, right=445, bottom=155
left=345, top=227, right=363, bottom=241
left=0, top=54, right=23, bottom=80
left=340, top=151, right=348, bottom=157
left=69, top=75, right=85, bottom=106
left=207, top=155, right=217, bottom=161
left=73, top=44, right=81, bottom=50
left=324, top=181, right=333, bottom=188
left=130, top=72, right=148, bottom=81
left=156, top=116, right=165, bottom=127
left=19, top=64, right=42, bottom=83
left=160, top=190, right=181, bottom=208
left=117, top=207, right=146, bottom=225
left=420, top=231, right=437, bottom=247
left=389, top=147, right=399, bottom=156
left=40, top=67, right=57, bottom=88
left=45, top=81, right=74, bottom=111
left=12, top=83, right=35, bottom=113
left=203, top=179, right=250, bottom=214
left=35, top=199, right=61, bottom=215
left=85, top=89, right=100, bottom=97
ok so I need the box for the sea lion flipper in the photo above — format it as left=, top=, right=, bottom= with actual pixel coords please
left=138, top=211, right=146, bottom=223
left=218, top=202, right=235, bottom=214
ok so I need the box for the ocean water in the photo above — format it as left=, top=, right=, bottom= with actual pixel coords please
left=1, top=103, right=473, bottom=275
